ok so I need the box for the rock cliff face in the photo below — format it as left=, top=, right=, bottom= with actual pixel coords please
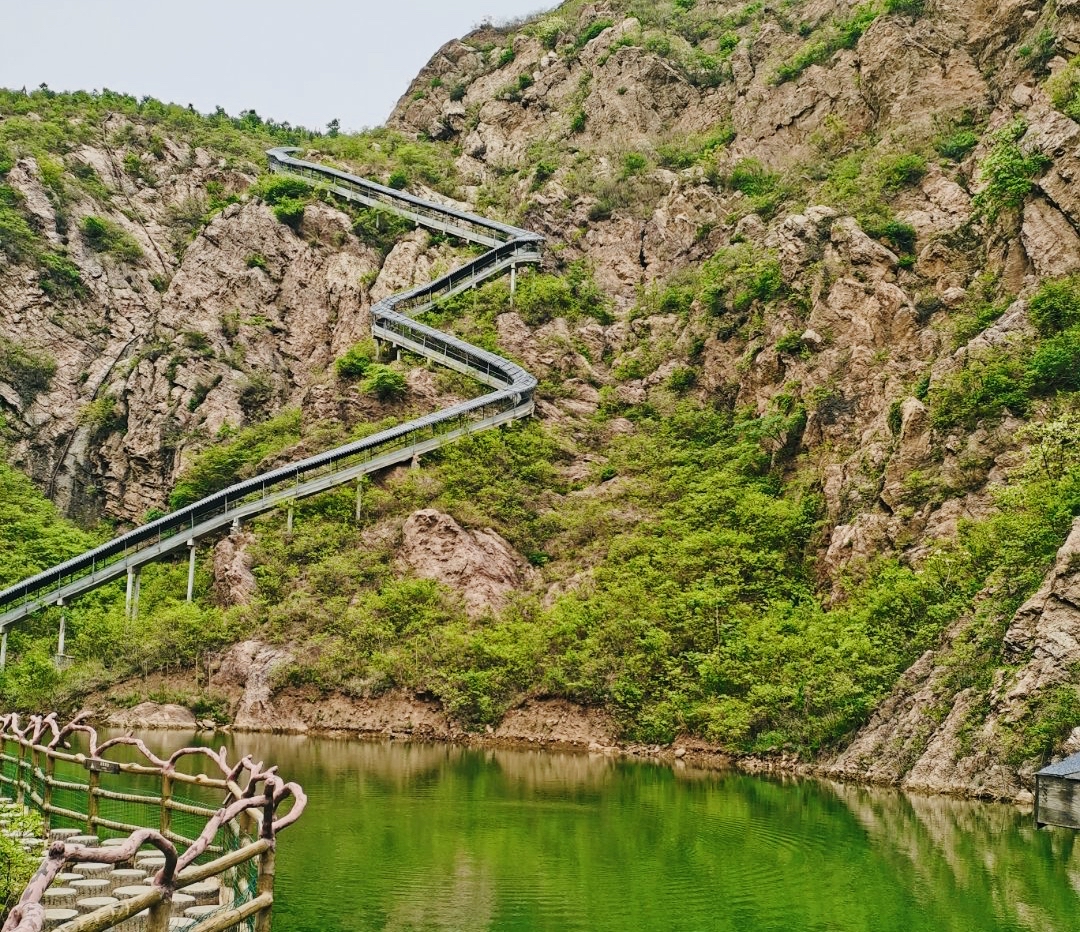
left=824, top=517, right=1080, bottom=799
left=5, top=0, right=1080, bottom=796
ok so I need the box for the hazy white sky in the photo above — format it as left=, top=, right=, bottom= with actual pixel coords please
left=1, top=1, right=556, bottom=131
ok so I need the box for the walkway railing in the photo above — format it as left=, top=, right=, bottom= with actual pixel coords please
left=0, top=149, right=543, bottom=650
left=0, top=713, right=305, bottom=932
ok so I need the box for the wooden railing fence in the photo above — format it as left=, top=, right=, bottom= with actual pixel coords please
left=0, top=714, right=305, bottom=932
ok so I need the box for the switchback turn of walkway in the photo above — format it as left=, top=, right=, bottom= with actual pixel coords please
left=0, top=148, right=543, bottom=647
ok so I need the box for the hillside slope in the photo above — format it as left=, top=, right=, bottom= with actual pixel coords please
left=2, top=0, right=1080, bottom=799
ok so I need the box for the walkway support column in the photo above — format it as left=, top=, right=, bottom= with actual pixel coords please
left=186, top=540, right=197, bottom=602
left=0, top=629, right=7, bottom=670
left=355, top=479, right=363, bottom=524
left=287, top=505, right=294, bottom=534
left=131, top=568, right=142, bottom=622
left=125, top=566, right=135, bottom=619
left=510, top=263, right=517, bottom=307
left=57, top=599, right=66, bottom=658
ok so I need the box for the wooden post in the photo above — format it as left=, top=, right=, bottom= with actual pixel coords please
left=87, top=768, right=99, bottom=833
left=253, top=846, right=276, bottom=932
left=15, top=738, right=25, bottom=805
left=42, top=751, right=54, bottom=833
left=147, top=897, right=171, bottom=932
left=160, top=771, right=172, bottom=839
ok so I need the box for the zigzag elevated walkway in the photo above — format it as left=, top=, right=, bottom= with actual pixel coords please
left=0, top=149, right=543, bottom=663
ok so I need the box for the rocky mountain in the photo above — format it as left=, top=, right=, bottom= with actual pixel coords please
left=3, top=0, right=1080, bottom=799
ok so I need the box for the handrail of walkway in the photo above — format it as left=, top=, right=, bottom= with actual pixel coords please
left=1, top=712, right=305, bottom=932
left=0, top=148, right=542, bottom=642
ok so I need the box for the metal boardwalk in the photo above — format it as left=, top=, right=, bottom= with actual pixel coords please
left=0, top=148, right=543, bottom=653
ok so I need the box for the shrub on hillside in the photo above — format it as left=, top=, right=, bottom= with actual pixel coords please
left=81, top=215, right=143, bottom=261
left=361, top=364, right=407, bottom=401
left=335, top=342, right=375, bottom=380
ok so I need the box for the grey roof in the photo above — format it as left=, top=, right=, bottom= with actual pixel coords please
left=1038, top=752, right=1080, bottom=777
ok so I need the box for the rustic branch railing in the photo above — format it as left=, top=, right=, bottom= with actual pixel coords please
left=0, top=714, right=305, bottom=932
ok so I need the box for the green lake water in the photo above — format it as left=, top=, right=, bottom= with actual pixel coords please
left=99, top=733, right=1080, bottom=932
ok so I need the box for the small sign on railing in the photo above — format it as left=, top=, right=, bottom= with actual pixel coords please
left=85, top=758, right=121, bottom=774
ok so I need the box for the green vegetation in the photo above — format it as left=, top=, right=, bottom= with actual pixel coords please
left=774, top=4, right=881, bottom=84
left=0, top=336, right=57, bottom=402
left=425, top=263, right=611, bottom=333
left=78, top=395, right=121, bottom=433
left=656, top=124, right=735, bottom=170
left=950, top=277, right=1013, bottom=345
left=928, top=348, right=1032, bottom=429
left=972, top=120, right=1050, bottom=222
left=335, top=341, right=376, bottom=380
left=168, top=410, right=303, bottom=508
left=1047, top=57, right=1080, bottom=122
left=361, top=365, right=408, bottom=402
left=351, top=207, right=413, bottom=255
left=936, top=128, right=979, bottom=161
left=81, top=215, right=143, bottom=262
left=251, top=174, right=312, bottom=229
left=0, top=808, right=43, bottom=916
left=1018, top=26, right=1058, bottom=76
left=930, top=275, right=1080, bottom=429
left=0, top=184, right=37, bottom=262
left=167, top=396, right=1078, bottom=755
left=39, top=249, right=86, bottom=300
left=1028, top=274, right=1080, bottom=335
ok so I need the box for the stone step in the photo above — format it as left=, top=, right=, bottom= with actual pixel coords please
left=182, top=879, right=220, bottom=906
left=76, top=895, right=120, bottom=915
left=43, top=907, right=79, bottom=930
left=110, top=868, right=148, bottom=889
left=41, top=887, right=77, bottom=909
left=70, top=878, right=112, bottom=898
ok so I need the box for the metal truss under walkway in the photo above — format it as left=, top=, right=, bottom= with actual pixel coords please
left=0, top=148, right=543, bottom=662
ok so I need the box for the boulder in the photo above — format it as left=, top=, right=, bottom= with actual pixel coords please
left=398, top=509, right=537, bottom=616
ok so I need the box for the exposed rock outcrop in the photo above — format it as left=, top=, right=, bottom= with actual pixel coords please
left=105, top=702, right=196, bottom=730
left=398, top=509, right=537, bottom=616
left=212, top=531, right=257, bottom=607
left=824, top=518, right=1080, bottom=800
left=215, top=640, right=304, bottom=732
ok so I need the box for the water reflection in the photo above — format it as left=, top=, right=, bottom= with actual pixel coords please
left=94, top=732, right=1080, bottom=932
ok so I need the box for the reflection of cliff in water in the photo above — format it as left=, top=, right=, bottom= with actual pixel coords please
left=86, top=732, right=1080, bottom=932
left=826, top=780, right=1080, bottom=931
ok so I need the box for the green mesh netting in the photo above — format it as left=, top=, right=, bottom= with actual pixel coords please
left=1, top=738, right=263, bottom=931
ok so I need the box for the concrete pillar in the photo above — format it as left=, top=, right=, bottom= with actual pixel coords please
left=131, top=568, right=142, bottom=622
left=286, top=506, right=294, bottom=535
left=186, top=541, right=197, bottom=602
left=125, top=566, right=135, bottom=619
left=1, top=630, right=7, bottom=669
left=355, top=480, right=363, bottom=524
left=510, top=263, right=517, bottom=307
left=57, top=601, right=66, bottom=658
left=232, top=517, right=241, bottom=532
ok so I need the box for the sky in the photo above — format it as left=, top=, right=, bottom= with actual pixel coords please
left=1, top=0, right=558, bottom=132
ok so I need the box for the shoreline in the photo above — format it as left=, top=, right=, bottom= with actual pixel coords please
left=86, top=686, right=1034, bottom=810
